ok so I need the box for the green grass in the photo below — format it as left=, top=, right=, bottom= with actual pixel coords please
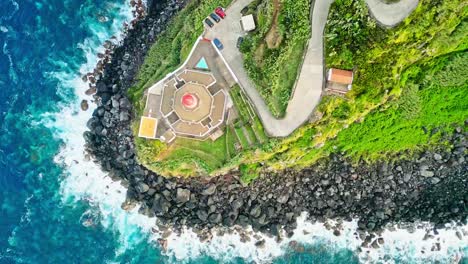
left=229, top=85, right=268, bottom=147
left=234, top=126, right=250, bottom=149
left=225, top=126, right=238, bottom=159
left=329, top=52, right=468, bottom=161
left=240, top=0, right=312, bottom=117
left=128, top=0, right=233, bottom=115
left=131, top=0, right=467, bottom=179
left=229, top=85, right=253, bottom=122
left=244, top=126, right=258, bottom=145
left=148, top=130, right=231, bottom=176
left=252, top=117, right=268, bottom=143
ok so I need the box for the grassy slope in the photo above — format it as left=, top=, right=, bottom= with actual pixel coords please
left=323, top=52, right=468, bottom=162
left=130, top=0, right=467, bottom=179
left=151, top=134, right=230, bottom=177
left=244, top=0, right=468, bottom=171
left=240, top=0, right=311, bottom=117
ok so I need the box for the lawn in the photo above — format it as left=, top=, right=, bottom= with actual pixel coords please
left=252, top=117, right=268, bottom=143
left=229, top=85, right=268, bottom=149
left=234, top=126, right=250, bottom=149
left=148, top=128, right=233, bottom=176
left=229, top=85, right=253, bottom=122
left=225, top=126, right=238, bottom=159
left=244, top=126, right=258, bottom=145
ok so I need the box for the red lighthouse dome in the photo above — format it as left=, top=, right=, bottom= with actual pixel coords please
left=181, top=93, right=199, bottom=109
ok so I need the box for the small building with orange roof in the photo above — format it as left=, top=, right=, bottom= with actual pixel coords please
left=325, top=68, right=354, bottom=95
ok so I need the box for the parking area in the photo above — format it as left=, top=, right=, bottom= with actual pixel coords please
left=203, top=1, right=249, bottom=65
left=201, top=0, right=289, bottom=136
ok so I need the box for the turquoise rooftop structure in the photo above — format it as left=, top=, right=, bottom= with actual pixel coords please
left=195, top=57, right=209, bottom=70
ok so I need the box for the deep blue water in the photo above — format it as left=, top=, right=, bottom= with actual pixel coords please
left=0, top=1, right=360, bottom=263
left=0, top=0, right=163, bottom=262
left=0, top=0, right=463, bottom=263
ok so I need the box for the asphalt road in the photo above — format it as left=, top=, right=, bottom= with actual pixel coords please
left=204, top=0, right=419, bottom=137
left=366, top=0, right=419, bottom=27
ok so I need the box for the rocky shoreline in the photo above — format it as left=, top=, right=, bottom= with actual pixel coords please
left=83, top=0, right=467, bottom=246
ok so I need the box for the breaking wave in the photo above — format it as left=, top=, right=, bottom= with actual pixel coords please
left=41, top=1, right=468, bottom=264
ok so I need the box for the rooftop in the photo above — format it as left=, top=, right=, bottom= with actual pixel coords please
left=138, top=116, right=158, bottom=139
left=241, top=14, right=256, bottom=32
left=327, top=68, right=354, bottom=85
left=138, top=38, right=235, bottom=142
left=173, top=82, right=213, bottom=123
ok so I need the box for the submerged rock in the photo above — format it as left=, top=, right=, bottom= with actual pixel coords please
left=80, top=100, right=89, bottom=111
left=255, top=239, right=265, bottom=248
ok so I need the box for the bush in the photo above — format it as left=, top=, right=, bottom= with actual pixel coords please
left=431, top=52, right=468, bottom=87
left=325, top=0, right=383, bottom=69
left=240, top=0, right=312, bottom=117
left=331, top=102, right=351, bottom=119
left=240, top=163, right=261, bottom=184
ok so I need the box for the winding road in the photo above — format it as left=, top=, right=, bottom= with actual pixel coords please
left=204, top=0, right=419, bottom=137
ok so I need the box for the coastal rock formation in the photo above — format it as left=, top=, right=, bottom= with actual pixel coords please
left=81, top=100, right=89, bottom=111
left=83, top=0, right=467, bottom=238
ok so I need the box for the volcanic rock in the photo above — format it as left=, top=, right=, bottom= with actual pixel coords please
left=202, top=184, right=216, bottom=196
left=81, top=100, right=89, bottom=111
left=176, top=188, right=191, bottom=203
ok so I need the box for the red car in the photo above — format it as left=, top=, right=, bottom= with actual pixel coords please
left=215, top=7, right=226, bottom=19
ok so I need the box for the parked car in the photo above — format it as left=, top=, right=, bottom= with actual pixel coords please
left=236, top=36, right=244, bottom=48
left=209, top=13, right=221, bottom=23
left=213, top=38, right=224, bottom=50
left=215, top=7, right=226, bottom=18
left=204, top=18, right=214, bottom=28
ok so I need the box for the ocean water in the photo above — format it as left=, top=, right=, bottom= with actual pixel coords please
left=0, top=0, right=466, bottom=263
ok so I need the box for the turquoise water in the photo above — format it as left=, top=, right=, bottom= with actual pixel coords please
left=0, top=0, right=159, bottom=262
left=0, top=0, right=355, bottom=262
left=196, top=57, right=209, bottom=70
left=0, top=0, right=466, bottom=263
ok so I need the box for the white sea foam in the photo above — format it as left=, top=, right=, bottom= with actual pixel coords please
left=157, top=215, right=467, bottom=263
left=44, top=1, right=467, bottom=263
left=43, top=0, right=155, bottom=255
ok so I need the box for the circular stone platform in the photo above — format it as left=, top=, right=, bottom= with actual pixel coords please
left=173, top=83, right=213, bottom=122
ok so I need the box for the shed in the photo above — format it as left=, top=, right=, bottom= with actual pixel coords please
left=241, top=14, right=256, bottom=32
left=327, top=68, right=353, bottom=85
left=326, top=68, right=354, bottom=95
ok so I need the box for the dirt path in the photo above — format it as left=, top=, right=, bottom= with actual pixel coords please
left=265, top=0, right=282, bottom=49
